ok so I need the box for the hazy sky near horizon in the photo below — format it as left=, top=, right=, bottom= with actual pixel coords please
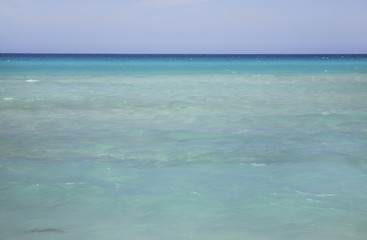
left=1, top=0, right=366, bottom=53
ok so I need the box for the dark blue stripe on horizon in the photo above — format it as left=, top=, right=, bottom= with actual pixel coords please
left=1, top=53, right=367, bottom=58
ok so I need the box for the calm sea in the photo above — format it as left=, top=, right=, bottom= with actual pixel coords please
left=1, top=54, right=367, bottom=239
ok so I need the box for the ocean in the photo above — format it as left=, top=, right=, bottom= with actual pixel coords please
left=1, top=54, right=367, bottom=239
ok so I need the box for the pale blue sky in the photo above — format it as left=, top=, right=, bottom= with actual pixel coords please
left=1, top=0, right=366, bottom=53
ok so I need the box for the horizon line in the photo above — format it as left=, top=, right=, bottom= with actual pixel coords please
left=1, top=53, right=367, bottom=55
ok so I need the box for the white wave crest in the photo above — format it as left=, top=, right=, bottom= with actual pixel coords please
left=251, top=163, right=267, bottom=167
left=25, top=79, right=39, bottom=83
left=296, top=190, right=336, bottom=198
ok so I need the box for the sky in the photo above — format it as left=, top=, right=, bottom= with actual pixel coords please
left=0, top=0, right=366, bottom=54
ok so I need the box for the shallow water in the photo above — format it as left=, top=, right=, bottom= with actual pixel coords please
left=1, top=54, right=367, bottom=239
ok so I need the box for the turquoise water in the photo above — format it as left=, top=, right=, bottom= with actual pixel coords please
left=1, top=54, right=367, bottom=239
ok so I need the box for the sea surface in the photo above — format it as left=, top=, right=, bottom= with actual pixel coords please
left=1, top=54, right=367, bottom=240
